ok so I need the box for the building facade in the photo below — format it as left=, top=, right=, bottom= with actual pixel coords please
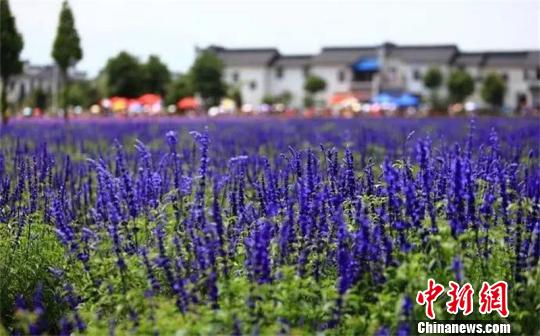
left=210, top=43, right=540, bottom=109
left=5, top=62, right=87, bottom=106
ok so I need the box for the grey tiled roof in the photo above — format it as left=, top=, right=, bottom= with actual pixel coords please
left=388, top=45, right=458, bottom=64
left=525, top=51, right=540, bottom=68
left=454, top=50, right=539, bottom=68
left=311, top=47, right=378, bottom=65
left=274, top=55, right=312, bottom=67
left=211, top=47, right=280, bottom=67
left=453, top=53, right=485, bottom=67
left=209, top=44, right=540, bottom=69
left=483, top=52, right=529, bottom=67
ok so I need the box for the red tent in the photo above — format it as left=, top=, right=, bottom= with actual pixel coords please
left=329, top=92, right=356, bottom=105
left=138, top=93, right=161, bottom=105
left=177, top=97, right=199, bottom=110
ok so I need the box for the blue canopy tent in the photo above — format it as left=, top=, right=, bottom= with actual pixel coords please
left=372, top=92, right=396, bottom=104
left=371, top=92, right=420, bottom=107
left=353, top=57, right=379, bottom=72
left=396, top=93, right=420, bottom=107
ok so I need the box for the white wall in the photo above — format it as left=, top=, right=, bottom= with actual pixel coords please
left=396, top=62, right=451, bottom=98
left=310, top=65, right=352, bottom=104
left=221, top=56, right=536, bottom=109
left=223, top=66, right=269, bottom=105
left=268, top=66, right=306, bottom=108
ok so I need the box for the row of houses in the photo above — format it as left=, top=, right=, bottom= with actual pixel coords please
left=208, top=43, right=540, bottom=110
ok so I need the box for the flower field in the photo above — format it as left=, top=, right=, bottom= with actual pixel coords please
left=0, top=117, right=539, bottom=335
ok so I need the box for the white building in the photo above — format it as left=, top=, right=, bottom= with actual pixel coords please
left=210, top=46, right=279, bottom=107
left=382, top=44, right=457, bottom=98
left=210, top=43, right=540, bottom=110
left=270, top=55, right=311, bottom=108
left=310, top=46, right=380, bottom=103
left=480, top=52, right=540, bottom=108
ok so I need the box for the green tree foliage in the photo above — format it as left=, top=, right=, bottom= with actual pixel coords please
left=262, top=94, right=275, bottom=105
left=303, top=75, right=326, bottom=94
left=230, top=87, right=243, bottom=108
left=274, top=91, right=293, bottom=105
left=0, top=0, right=24, bottom=124
left=423, top=67, right=444, bottom=111
left=51, top=1, right=83, bottom=73
left=423, top=67, right=442, bottom=90
left=165, top=74, right=194, bottom=105
left=303, top=76, right=325, bottom=108
left=481, top=72, right=506, bottom=108
left=261, top=91, right=293, bottom=106
left=51, top=0, right=82, bottom=119
left=60, top=81, right=99, bottom=108
left=26, top=88, right=49, bottom=110
left=447, top=69, right=475, bottom=103
left=303, top=95, right=315, bottom=108
left=190, top=51, right=226, bottom=107
left=143, top=55, right=171, bottom=96
left=103, top=52, right=146, bottom=98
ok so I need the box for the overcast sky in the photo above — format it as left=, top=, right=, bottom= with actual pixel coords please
left=10, top=0, right=540, bottom=77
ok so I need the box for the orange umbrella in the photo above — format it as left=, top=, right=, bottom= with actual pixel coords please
left=110, top=97, right=128, bottom=111
left=329, top=92, right=356, bottom=105
left=177, top=97, right=199, bottom=110
left=138, top=93, right=161, bottom=105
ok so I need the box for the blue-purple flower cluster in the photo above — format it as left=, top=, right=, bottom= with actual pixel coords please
left=0, top=117, right=538, bottom=334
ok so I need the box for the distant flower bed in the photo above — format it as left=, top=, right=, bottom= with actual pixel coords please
left=0, top=117, right=538, bottom=335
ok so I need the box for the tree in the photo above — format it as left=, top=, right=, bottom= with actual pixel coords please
left=165, top=74, right=194, bottom=105
left=278, top=91, right=293, bottom=106
left=481, top=72, right=506, bottom=109
left=447, top=69, right=475, bottom=103
left=303, top=75, right=325, bottom=108
left=230, top=87, right=243, bottom=109
left=60, top=80, right=98, bottom=108
left=0, top=0, right=24, bottom=125
left=303, top=75, right=326, bottom=94
left=103, top=51, right=146, bottom=98
left=190, top=50, right=226, bottom=107
left=26, top=88, right=48, bottom=110
left=423, top=67, right=443, bottom=110
left=51, top=0, right=83, bottom=119
left=261, top=91, right=293, bottom=106
left=303, top=95, right=315, bottom=108
left=143, top=55, right=171, bottom=96
left=423, top=67, right=443, bottom=90
left=262, top=94, right=275, bottom=105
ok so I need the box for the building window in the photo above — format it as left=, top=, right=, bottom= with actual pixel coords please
left=249, top=81, right=257, bottom=90
left=413, top=69, right=422, bottom=80
left=517, top=93, right=527, bottom=106
left=232, top=72, right=239, bottom=82
left=338, top=70, right=345, bottom=82
left=501, top=72, right=508, bottom=81
left=275, top=67, right=283, bottom=79
left=303, top=65, right=310, bottom=78
left=353, top=71, right=373, bottom=82
left=536, top=66, right=540, bottom=80
left=523, top=69, right=529, bottom=80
